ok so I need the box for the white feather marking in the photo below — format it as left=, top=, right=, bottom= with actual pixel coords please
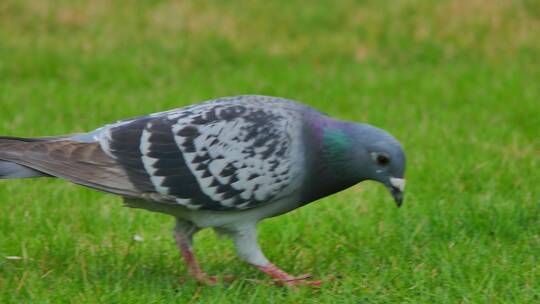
left=221, top=198, right=236, bottom=207
left=236, top=201, right=250, bottom=209
left=198, top=176, right=215, bottom=189
left=175, top=198, right=194, bottom=207
left=140, top=129, right=152, bottom=154
left=98, top=128, right=115, bottom=158
left=140, top=128, right=170, bottom=194
left=215, top=174, right=232, bottom=185
left=185, top=204, right=202, bottom=210
left=208, top=159, right=227, bottom=176
left=167, top=112, right=183, bottom=120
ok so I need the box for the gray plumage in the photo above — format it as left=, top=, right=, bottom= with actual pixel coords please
left=0, top=95, right=406, bottom=285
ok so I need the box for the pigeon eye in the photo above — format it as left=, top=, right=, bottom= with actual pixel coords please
left=375, top=153, right=390, bottom=165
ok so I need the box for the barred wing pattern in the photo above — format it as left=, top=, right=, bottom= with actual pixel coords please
left=99, top=97, right=303, bottom=211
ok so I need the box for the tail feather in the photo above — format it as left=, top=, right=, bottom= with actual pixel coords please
left=0, top=160, right=50, bottom=179
left=0, top=137, right=53, bottom=179
left=0, top=136, right=141, bottom=197
left=0, top=135, right=69, bottom=142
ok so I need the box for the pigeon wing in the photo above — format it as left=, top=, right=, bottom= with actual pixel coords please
left=101, top=98, right=302, bottom=211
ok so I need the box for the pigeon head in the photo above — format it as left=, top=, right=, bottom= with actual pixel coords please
left=356, top=125, right=406, bottom=207
left=318, top=121, right=406, bottom=207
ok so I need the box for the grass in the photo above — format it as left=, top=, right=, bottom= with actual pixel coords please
left=0, top=0, right=539, bottom=302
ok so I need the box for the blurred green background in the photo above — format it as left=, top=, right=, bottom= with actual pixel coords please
left=1, top=1, right=539, bottom=303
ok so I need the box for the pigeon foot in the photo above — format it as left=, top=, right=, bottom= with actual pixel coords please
left=254, top=263, right=321, bottom=287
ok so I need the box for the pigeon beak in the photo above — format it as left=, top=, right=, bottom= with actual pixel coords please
left=388, top=177, right=405, bottom=208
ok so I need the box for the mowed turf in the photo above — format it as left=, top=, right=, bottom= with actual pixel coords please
left=1, top=1, right=539, bottom=303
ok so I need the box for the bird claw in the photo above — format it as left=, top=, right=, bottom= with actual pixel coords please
left=246, top=274, right=322, bottom=287
left=274, top=274, right=322, bottom=287
left=196, top=274, right=218, bottom=285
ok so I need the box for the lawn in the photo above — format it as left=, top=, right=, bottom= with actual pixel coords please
left=1, top=0, right=539, bottom=303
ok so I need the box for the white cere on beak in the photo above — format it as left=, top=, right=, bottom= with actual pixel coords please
left=390, top=177, right=406, bottom=192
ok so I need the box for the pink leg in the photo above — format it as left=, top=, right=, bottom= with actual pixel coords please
left=174, top=220, right=233, bottom=285
left=230, top=226, right=321, bottom=287
left=255, top=263, right=322, bottom=286
left=175, top=235, right=217, bottom=285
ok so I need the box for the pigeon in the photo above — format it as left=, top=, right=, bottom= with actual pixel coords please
left=0, top=95, right=406, bottom=286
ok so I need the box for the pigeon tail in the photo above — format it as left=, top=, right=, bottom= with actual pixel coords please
left=0, top=136, right=143, bottom=197
left=0, top=137, right=51, bottom=179
left=0, top=160, right=49, bottom=179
